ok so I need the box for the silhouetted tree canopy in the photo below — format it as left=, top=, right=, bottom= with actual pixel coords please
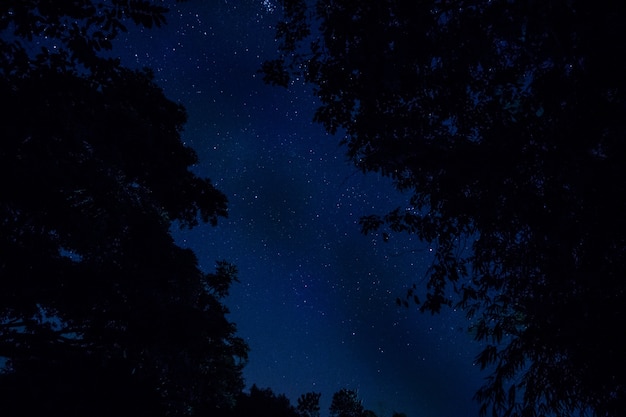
left=264, top=1, right=626, bottom=416
left=297, top=392, right=322, bottom=417
left=0, top=1, right=247, bottom=416
left=233, top=387, right=385, bottom=417
left=233, top=385, right=300, bottom=417
left=329, top=389, right=365, bottom=417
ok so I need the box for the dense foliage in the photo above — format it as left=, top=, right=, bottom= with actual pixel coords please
left=264, top=0, right=626, bottom=416
left=0, top=1, right=247, bottom=415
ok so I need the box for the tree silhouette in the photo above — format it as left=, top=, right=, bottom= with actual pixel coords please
left=0, top=1, right=247, bottom=416
left=329, top=389, right=365, bottom=417
left=233, top=385, right=300, bottom=417
left=297, top=392, right=322, bottom=417
left=264, top=1, right=626, bottom=416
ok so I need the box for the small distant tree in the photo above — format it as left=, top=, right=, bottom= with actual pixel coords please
left=234, top=385, right=299, bottom=417
left=329, top=389, right=365, bottom=417
left=297, top=392, right=322, bottom=417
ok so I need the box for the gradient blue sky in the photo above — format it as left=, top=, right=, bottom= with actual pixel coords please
left=119, top=1, right=486, bottom=416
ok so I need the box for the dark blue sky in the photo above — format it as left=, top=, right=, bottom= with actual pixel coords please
left=120, top=1, right=485, bottom=416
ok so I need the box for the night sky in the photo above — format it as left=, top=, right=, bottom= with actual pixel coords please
left=119, top=1, right=485, bottom=416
